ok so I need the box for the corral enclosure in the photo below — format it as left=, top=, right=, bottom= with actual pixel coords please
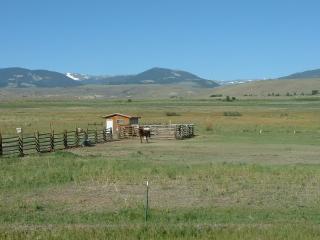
left=0, top=124, right=194, bottom=157
left=1, top=98, right=320, bottom=239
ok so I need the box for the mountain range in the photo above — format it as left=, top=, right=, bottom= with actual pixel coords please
left=0, top=68, right=81, bottom=88
left=211, top=68, right=320, bottom=97
left=279, top=68, right=320, bottom=79
left=1, top=66, right=319, bottom=89
left=0, top=67, right=219, bottom=88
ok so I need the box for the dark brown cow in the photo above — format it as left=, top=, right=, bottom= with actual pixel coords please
left=138, top=127, right=151, bottom=143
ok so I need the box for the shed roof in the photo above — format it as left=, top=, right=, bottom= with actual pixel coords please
left=102, top=113, right=140, bottom=119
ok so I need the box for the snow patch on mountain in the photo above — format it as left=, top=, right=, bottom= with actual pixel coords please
left=172, top=71, right=181, bottom=77
left=66, top=73, right=80, bottom=81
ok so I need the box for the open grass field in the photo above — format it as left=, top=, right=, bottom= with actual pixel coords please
left=0, top=84, right=213, bottom=101
left=211, top=78, right=320, bottom=97
left=1, top=97, right=320, bottom=239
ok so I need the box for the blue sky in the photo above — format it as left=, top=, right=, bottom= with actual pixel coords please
left=0, top=0, right=319, bottom=80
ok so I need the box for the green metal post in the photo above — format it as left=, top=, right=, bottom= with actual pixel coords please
left=145, top=181, right=149, bottom=223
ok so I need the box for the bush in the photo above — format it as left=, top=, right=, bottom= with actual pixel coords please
left=210, top=94, right=223, bottom=98
left=166, top=112, right=180, bottom=116
left=224, top=96, right=237, bottom=102
left=224, top=112, right=242, bottom=117
left=311, top=90, right=319, bottom=95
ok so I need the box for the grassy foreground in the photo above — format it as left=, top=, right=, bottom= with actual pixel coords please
left=0, top=98, right=320, bottom=239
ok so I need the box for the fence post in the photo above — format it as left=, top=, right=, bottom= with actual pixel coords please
left=35, top=131, right=40, bottom=153
left=174, top=125, right=178, bottom=139
left=63, top=130, right=68, bottom=149
left=103, top=128, right=107, bottom=142
left=179, top=125, right=183, bottom=139
left=188, top=125, right=191, bottom=138
left=0, top=131, right=2, bottom=156
left=50, top=130, right=55, bottom=151
left=84, top=130, right=88, bottom=145
left=75, top=128, right=79, bottom=147
left=109, top=128, right=113, bottom=141
left=18, top=133, right=24, bottom=157
left=94, top=128, right=98, bottom=143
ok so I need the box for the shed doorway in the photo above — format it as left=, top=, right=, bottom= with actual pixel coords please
left=106, top=119, right=113, bottom=130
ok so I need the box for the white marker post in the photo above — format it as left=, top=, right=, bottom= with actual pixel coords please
left=16, top=128, right=22, bottom=134
left=16, top=128, right=23, bottom=156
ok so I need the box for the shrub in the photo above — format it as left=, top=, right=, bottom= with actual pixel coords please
left=210, top=94, right=223, bottom=98
left=166, top=112, right=180, bottom=116
left=311, top=90, right=319, bottom=95
left=224, top=112, right=242, bottom=117
left=224, top=96, right=237, bottom=102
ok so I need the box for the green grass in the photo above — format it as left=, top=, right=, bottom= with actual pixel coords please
left=2, top=224, right=320, bottom=240
left=1, top=98, right=320, bottom=239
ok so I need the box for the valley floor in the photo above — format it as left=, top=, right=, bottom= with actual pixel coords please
left=0, top=98, right=320, bottom=239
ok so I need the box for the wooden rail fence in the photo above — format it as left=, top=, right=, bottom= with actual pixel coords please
left=119, top=124, right=195, bottom=140
left=174, top=124, right=195, bottom=139
left=0, top=123, right=195, bottom=157
left=0, top=128, right=112, bottom=157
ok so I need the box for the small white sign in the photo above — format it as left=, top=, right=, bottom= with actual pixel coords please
left=16, top=128, right=22, bottom=134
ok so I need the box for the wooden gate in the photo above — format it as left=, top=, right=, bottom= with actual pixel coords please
left=142, top=125, right=176, bottom=139
left=108, top=124, right=194, bottom=140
